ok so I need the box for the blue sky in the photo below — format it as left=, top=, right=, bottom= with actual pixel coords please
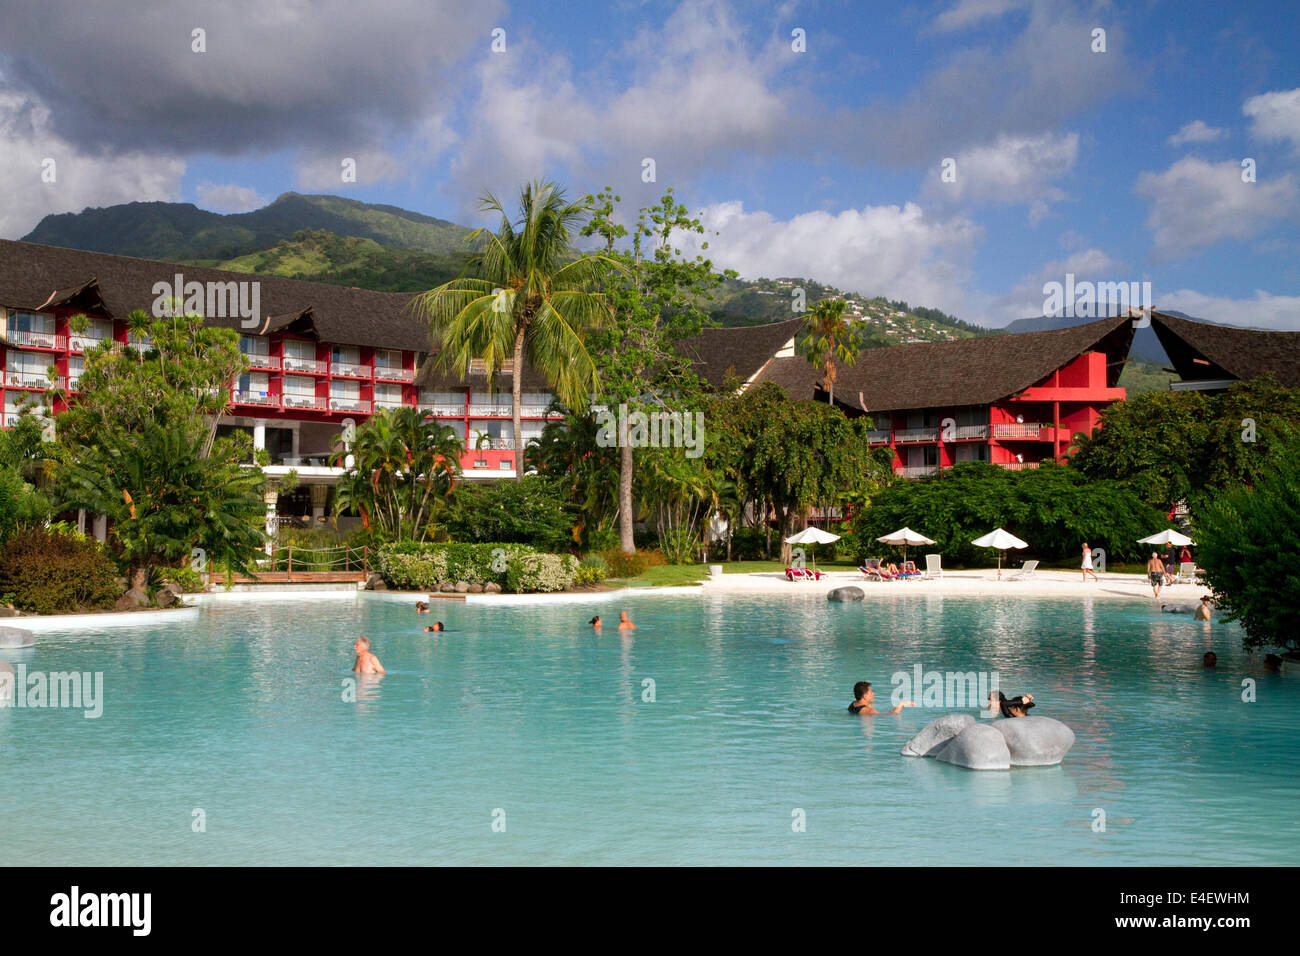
left=1, top=0, right=1297, bottom=328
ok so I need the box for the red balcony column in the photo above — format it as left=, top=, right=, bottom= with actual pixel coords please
left=1053, top=401, right=1060, bottom=461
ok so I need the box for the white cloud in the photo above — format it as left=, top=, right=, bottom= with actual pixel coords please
left=989, top=248, right=1129, bottom=325
left=925, top=132, right=1078, bottom=219
left=1159, top=289, right=1300, bottom=332
left=1167, top=120, right=1226, bottom=146
left=0, top=89, right=184, bottom=239
left=1244, top=87, right=1300, bottom=154
left=679, top=200, right=983, bottom=318
left=195, top=183, right=267, bottom=214
left=1134, top=157, right=1298, bottom=258
left=932, top=0, right=1026, bottom=33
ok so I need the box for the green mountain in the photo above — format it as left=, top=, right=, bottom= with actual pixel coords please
left=22, top=192, right=473, bottom=261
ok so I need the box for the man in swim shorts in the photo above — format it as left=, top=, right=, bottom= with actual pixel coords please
left=1146, top=552, right=1165, bottom=598
left=848, top=681, right=915, bottom=715
left=352, top=636, right=385, bottom=674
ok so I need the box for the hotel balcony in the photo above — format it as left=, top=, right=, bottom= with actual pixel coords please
left=330, top=361, right=371, bottom=378
left=469, top=403, right=513, bottom=417
left=953, top=424, right=989, bottom=439
left=283, top=393, right=329, bottom=411
left=866, top=429, right=891, bottom=443
left=242, top=353, right=281, bottom=371
left=4, top=370, right=54, bottom=389
left=896, top=427, right=940, bottom=443
left=991, top=422, right=1047, bottom=439
left=899, top=465, right=940, bottom=477
left=421, top=403, right=466, bottom=416
left=282, top=356, right=329, bottom=375
left=6, top=329, right=65, bottom=350
left=373, top=398, right=404, bottom=411
left=1000, top=461, right=1041, bottom=470
left=330, top=396, right=373, bottom=414
left=374, top=366, right=414, bottom=382
left=232, top=390, right=280, bottom=408
left=68, top=333, right=112, bottom=352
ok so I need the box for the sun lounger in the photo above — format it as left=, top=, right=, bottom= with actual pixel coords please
left=785, top=567, right=825, bottom=582
left=859, top=559, right=894, bottom=582
left=898, top=561, right=922, bottom=578
left=1176, top=561, right=1197, bottom=585
left=1009, top=559, right=1039, bottom=579
left=924, top=553, right=943, bottom=579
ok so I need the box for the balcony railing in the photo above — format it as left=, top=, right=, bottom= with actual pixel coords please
left=68, top=333, right=111, bottom=352
left=373, top=398, right=404, bottom=410
left=899, top=465, right=939, bottom=477
left=243, top=353, right=281, bottom=370
left=470, top=404, right=513, bottom=417
left=954, top=424, right=989, bottom=439
left=283, top=393, right=328, bottom=411
left=330, top=397, right=373, bottom=414
left=1001, top=461, right=1041, bottom=470
left=374, top=366, right=414, bottom=382
left=283, top=356, right=328, bottom=374
left=6, top=329, right=64, bottom=350
left=232, top=390, right=279, bottom=407
left=866, top=429, right=891, bottom=443
left=5, top=370, right=53, bottom=389
left=331, top=361, right=370, bottom=378
left=420, top=403, right=465, bottom=416
left=896, top=428, right=939, bottom=443
left=991, top=423, right=1045, bottom=439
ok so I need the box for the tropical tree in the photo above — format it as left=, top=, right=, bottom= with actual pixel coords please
left=412, top=180, right=618, bottom=482
left=525, top=401, right=620, bottom=546
left=332, top=406, right=462, bottom=541
left=803, top=298, right=858, bottom=405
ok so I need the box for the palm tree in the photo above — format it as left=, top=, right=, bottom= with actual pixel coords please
left=804, top=298, right=858, bottom=406
left=412, top=180, right=619, bottom=481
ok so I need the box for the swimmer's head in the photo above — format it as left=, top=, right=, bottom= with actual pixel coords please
left=853, top=681, right=871, bottom=702
left=354, top=636, right=371, bottom=652
left=1203, top=651, right=1217, bottom=668
left=433, top=621, right=443, bottom=631
left=619, top=611, right=631, bottom=622
left=589, top=616, right=601, bottom=627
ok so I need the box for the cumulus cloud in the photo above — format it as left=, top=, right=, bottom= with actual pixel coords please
left=677, top=200, right=983, bottom=318
left=1159, top=289, right=1300, bottom=332
left=1167, top=120, right=1226, bottom=146
left=0, top=89, right=184, bottom=239
left=988, top=248, right=1129, bottom=325
left=195, top=183, right=267, bottom=213
left=1243, top=87, right=1300, bottom=153
left=932, top=0, right=1027, bottom=33
left=1134, top=157, right=1299, bottom=257
left=924, top=132, right=1078, bottom=220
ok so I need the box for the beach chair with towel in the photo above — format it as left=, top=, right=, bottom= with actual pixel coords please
left=859, top=559, right=894, bottom=582
left=898, top=561, right=922, bottom=578
left=924, top=554, right=943, bottom=579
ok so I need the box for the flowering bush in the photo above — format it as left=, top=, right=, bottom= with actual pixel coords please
left=505, top=553, right=580, bottom=593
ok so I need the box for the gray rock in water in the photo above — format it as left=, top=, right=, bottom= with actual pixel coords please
left=364, top=573, right=384, bottom=591
left=0, top=626, right=34, bottom=648
left=827, top=587, right=865, bottom=603
left=155, top=588, right=178, bottom=608
left=993, top=715, right=1076, bottom=766
left=902, top=713, right=976, bottom=757
left=933, top=723, right=1012, bottom=770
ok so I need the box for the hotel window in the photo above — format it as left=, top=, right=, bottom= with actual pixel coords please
left=6, top=351, right=50, bottom=388
left=330, top=345, right=363, bottom=374
left=374, top=383, right=403, bottom=408
left=6, top=311, right=56, bottom=347
left=374, top=348, right=402, bottom=371
left=68, top=355, right=85, bottom=390
left=236, top=371, right=270, bottom=398
left=282, top=375, right=317, bottom=408
left=282, top=339, right=317, bottom=372
left=69, top=317, right=113, bottom=350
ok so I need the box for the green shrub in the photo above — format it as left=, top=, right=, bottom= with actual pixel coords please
left=601, top=548, right=666, bottom=578
left=0, top=527, right=122, bottom=614
left=727, top=527, right=768, bottom=560
left=164, top=565, right=205, bottom=593
left=374, top=542, right=538, bottom=590
left=574, top=554, right=608, bottom=586
left=584, top=528, right=620, bottom=552
left=442, top=476, right=575, bottom=551
left=505, top=552, right=580, bottom=593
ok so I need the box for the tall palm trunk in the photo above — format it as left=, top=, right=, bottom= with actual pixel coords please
left=512, top=327, right=525, bottom=482
left=619, top=442, right=634, bottom=554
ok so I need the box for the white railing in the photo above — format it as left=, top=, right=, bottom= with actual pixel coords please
left=900, top=465, right=939, bottom=477
left=244, top=353, right=280, bottom=370
left=331, top=361, right=370, bottom=378
left=866, top=429, right=891, bottom=443
left=330, top=397, right=373, bottom=414
left=991, top=423, right=1044, bottom=439
left=1001, top=461, right=1041, bottom=470
left=283, top=356, right=328, bottom=374
left=470, top=404, right=513, bottom=416
left=5, top=370, right=51, bottom=389
left=896, top=428, right=939, bottom=443
left=233, top=390, right=279, bottom=406
left=68, top=333, right=110, bottom=352
left=954, top=424, right=989, bottom=439
left=6, top=329, right=64, bottom=349
left=374, top=398, right=404, bottom=410
left=422, top=404, right=465, bottom=416
left=374, top=366, right=414, bottom=382
left=283, top=393, right=328, bottom=410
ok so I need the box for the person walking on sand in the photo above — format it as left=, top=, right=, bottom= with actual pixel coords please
left=1081, top=542, right=1100, bottom=582
left=1146, top=552, right=1165, bottom=599
left=352, top=636, right=385, bottom=674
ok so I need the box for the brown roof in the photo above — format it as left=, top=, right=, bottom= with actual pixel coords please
left=677, top=317, right=804, bottom=388
left=752, top=314, right=1134, bottom=411
left=0, top=239, right=431, bottom=351
left=1151, top=311, right=1300, bottom=387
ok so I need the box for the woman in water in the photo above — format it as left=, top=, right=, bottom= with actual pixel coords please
left=988, top=690, right=1035, bottom=717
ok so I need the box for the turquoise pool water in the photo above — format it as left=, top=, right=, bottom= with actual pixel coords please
left=2, top=591, right=1297, bottom=866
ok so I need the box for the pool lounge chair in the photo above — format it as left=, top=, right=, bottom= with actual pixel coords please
left=924, top=553, right=943, bottom=579
left=785, top=567, right=825, bottom=582
left=1176, top=561, right=1197, bottom=585
left=859, top=559, right=895, bottom=582
left=1009, top=559, right=1039, bottom=579
left=898, top=561, right=922, bottom=578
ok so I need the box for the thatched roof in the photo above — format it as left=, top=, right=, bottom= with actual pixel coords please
left=752, top=314, right=1134, bottom=411
left=0, top=239, right=430, bottom=351
left=1151, top=310, right=1300, bottom=388
left=676, top=317, right=803, bottom=388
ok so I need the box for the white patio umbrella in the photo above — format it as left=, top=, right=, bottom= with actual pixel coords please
left=784, top=526, right=841, bottom=573
left=876, top=526, right=936, bottom=564
left=971, top=527, right=1028, bottom=579
left=1137, top=529, right=1195, bottom=547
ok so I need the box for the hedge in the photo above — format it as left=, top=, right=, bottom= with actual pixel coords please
left=373, top=542, right=578, bottom=593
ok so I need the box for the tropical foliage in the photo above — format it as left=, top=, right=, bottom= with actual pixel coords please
left=441, top=475, right=574, bottom=551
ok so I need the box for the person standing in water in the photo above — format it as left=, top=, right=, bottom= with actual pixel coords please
left=352, top=636, right=385, bottom=674
left=1193, top=596, right=1213, bottom=621
left=617, top=611, right=636, bottom=630
left=847, top=681, right=915, bottom=715
left=1081, top=542, right=1100, bottom=582
left=589, top=616, right=602, bottom=630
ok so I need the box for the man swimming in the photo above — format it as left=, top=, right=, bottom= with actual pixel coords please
left=415, top=601, right=429, bottom=613
left=352, top=636, right=385, bottom=674
left=847, top=681, right=915, bottom=715
left=423, top=621, right=444, bottom=632
left=617, top=611, right=636, bottom=630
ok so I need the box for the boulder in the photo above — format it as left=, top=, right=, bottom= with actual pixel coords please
left=439, top=582, right=456, bottom=593
left=155, top=589, right=178, bottom=608
left=468, top=584, right=484, bottom=594
left=371, top=579, right=388, bottom=591
left=161, top=581, right=184, bottom=598
left=0, top=626, right=35, bottom=648
left=933, top=723, right=1012, bottom=770
left=992, top=716, right=1076, bottom=766
left=454, top=581, right=471, bottom=593
left=483, top=582, right=503, bottom=594
left=901, top=713, right=976, bottom=757
left=363, top=573, right=384, bottom=591
left=827, top=586, right=865, bottom=603
left=114, top=588, right=149, bottom=612
left=0, top=606, right=21, bottom=617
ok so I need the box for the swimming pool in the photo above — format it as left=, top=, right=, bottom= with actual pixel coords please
left=2, top=591, right=1296, bottom=865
